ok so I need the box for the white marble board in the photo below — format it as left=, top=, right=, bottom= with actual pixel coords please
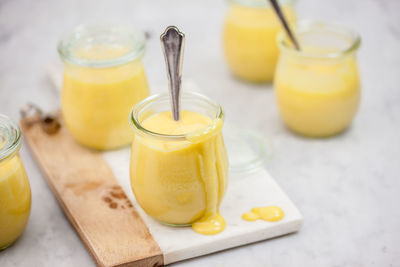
left=104, top=148, right=303, bottom=265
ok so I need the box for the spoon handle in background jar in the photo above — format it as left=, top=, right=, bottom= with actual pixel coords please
left=160, top=26, right=185, bottom=121
left=268, top=0, right=300, bottom=50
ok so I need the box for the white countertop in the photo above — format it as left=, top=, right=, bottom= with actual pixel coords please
left=0, top=0, right=399, bottom=266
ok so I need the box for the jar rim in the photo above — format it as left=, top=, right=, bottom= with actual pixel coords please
left=130, top=92, right=224, bottom=141
left=0, top=114, right=21, bottom=162
left=227, top=0, right=295, bottom=8
left=57, top=24, right=146, bottom=68
left=278, top=20, right=361, bottom=59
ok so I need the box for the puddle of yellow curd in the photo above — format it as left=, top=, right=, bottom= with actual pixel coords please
left=275, top=46, right=360, bottom=137
left=0, top=154, right=31, bottom=249
left=61, top=45, right=149, bottom=150
left=242, top=206, right=284, bottom=222
left=223, top=4, right=295, bottom=83
left=130, top=111, right=229, bottom=235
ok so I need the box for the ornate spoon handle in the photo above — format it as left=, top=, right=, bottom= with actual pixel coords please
left=160, top=26, right=185, bottom=121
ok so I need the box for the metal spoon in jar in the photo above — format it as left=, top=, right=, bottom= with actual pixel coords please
left=160, top=26, right=185, bottom=121
left=268, top=0, right=300, bottom=50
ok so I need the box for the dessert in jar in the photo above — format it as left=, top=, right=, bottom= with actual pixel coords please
left=0, top=114, right=31, bottom=250
left=58, top=24, right=150, bottom=150
left=275, top=21, right=361, bottom=137
left=129, top=92, right=229, bottom=235
left=223, top=0, right=296, bottom=83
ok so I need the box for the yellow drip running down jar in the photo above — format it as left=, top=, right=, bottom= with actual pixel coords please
left=275, top=21, right=361, bottom=137
left=223, top=0, right=296, bottom=83
left=129, top=92, right=229, bottom=235
left=0, top=115, right=31, bottom=250
left=58, top=25, right=150, bottom=150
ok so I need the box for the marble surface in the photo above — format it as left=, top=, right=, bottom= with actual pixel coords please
left=104, top=148, right=302, bottom=264
left=0, top=0, right=399, bottom=266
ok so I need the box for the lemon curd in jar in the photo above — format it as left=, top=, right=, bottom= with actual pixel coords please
left=58, top=25, right=150, bottom=150
left=130, top=93, right=229, bottom=235
left=0, top=115, right=31, bottom=250
left=223, top=0, right=296, bottom=83
left=275, top=21, right=361, bottom=137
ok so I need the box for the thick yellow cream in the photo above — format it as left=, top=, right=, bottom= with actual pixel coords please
left=242, top=206, right=284, bottom=222
left=130, top=111, right=229, bottom=235
left=0, top=154, right=31, bottom=249
left=61, top=45, right=150, bottom=150
left=275, top=46, right=360, bottom=137
left=223, top=3, right=296, bottom=83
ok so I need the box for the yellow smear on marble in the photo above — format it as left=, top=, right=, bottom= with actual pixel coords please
left=242, top=206, right=284, bottom=222
left=191, top=212, right=226, bottom=235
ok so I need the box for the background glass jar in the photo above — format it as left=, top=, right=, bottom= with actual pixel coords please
left=274, top=21, right=361, bottom=137
left=58, top=24, right=150, bottom=150
left=0, top=114, right=31, bottom=250
left=129, top=92, right=229, bottom=227
left=223, top=0, right=296, bottom=83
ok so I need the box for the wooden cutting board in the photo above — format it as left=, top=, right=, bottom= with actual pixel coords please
left=21, top=115, right=303, bottom=267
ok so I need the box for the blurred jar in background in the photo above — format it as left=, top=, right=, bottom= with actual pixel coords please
left=0, top=115, right=31, bottom=250
left=275, top=21, right=361, bottom=137
left=58, top=25, right=150, bottom=150
left=223, top=0, right=296, bottom=83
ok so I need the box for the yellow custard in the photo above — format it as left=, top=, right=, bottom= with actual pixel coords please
left=59, top=25, right=150, bottom=150
left=223, top=1, right=296, bottom=83
left=242, top=206, right=284, bottom=222
left=130, top=110, right=229, bottom=235
left=0, top=155, right=31, bottom=249
left=275, top=22, right=361, bottom=137
left=61, top=45, right=149, bottom=150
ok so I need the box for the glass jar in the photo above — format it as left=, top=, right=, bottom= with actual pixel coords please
left=223, top=0, right=296, bottom=83
left=274, top=21, right=361, bottom=137
left=58, top=24, right=150, bottom=150
left=0, top=114, right=31, bottom=250
left=129, top=92, right=229, bottom=234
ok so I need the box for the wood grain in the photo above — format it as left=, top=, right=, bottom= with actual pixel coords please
left=20, top=116, right=163, bottom=267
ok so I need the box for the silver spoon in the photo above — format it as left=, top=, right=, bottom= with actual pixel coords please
left=160, top=26, right=185, bottom=121
left=268, top=0, right=300, bottom=50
